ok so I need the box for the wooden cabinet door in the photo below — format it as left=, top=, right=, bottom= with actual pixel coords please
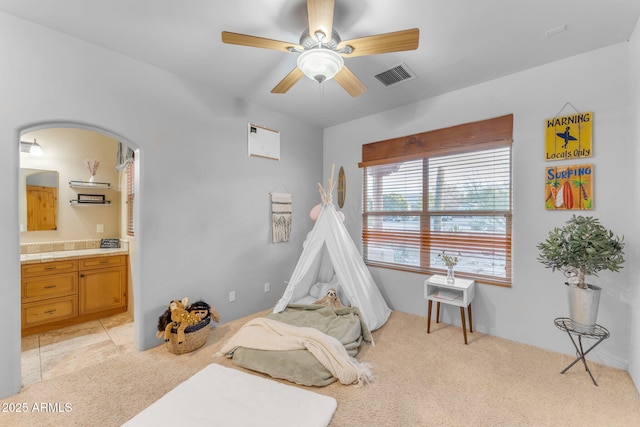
left=79, top=266, right=127, bottom=315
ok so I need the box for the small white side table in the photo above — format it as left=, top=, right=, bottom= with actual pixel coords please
left=424, top=275, right=476, bottom=344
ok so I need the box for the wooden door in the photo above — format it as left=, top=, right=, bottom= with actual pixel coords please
left=26, top=185, right=57, bottom=231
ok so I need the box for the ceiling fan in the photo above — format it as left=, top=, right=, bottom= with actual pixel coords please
left=221, top=0, right=419, bottom=97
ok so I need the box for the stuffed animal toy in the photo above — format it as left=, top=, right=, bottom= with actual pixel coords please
left=187, top=300, right=220, bottom=324
left=163, top=297, right=202, bottom=344
left=313, top=288, right=345, bottom=308
left=156, top=305, right=172, bottom=339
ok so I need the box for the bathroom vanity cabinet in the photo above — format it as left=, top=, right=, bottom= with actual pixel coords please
left=79, top=255, right=127, bottom=315
left=21, top=254, right=127, bottom=336
left=21, top=260, right=79, bottom=331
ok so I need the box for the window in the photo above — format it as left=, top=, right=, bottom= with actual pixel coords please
left=126, top=161, right=135, bottom=236
left=360, top=115, right=513, bottom=286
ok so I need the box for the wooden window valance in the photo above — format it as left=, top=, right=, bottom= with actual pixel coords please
left=359, top=114, right=513, bottom=168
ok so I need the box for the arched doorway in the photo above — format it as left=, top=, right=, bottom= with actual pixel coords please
left=18, top=122, right=140, bottom=385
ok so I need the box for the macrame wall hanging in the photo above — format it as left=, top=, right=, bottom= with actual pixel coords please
left=270, top=192, right=292, bottom=243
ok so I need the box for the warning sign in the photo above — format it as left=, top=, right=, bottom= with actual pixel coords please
left=545, top=112, right=593, bottom=161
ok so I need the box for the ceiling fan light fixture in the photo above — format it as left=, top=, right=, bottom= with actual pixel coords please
left=297, top=48, right=344, bottom=83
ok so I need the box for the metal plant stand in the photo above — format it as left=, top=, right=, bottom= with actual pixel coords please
left=554, top=317, right=610, bottom=386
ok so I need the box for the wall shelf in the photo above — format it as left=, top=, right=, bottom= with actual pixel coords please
left=69, top=181, right=112, bottom=206
left=69, top=180, right=111, bottom=189
left=70, top=200, right=112, bottom=206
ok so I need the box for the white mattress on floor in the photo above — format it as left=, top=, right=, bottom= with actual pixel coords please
left=123, top=363, right=337, bottom=427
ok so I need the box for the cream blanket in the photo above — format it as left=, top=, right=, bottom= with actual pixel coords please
left=219, top=317, right=373, bottom=386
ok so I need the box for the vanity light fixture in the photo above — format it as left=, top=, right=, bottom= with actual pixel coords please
left=20, top=138, right=44, bottom=156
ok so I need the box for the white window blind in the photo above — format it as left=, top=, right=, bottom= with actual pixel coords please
left=126, top=161, right=135, bottom=237
left=361, top=115, right=513, bottom=286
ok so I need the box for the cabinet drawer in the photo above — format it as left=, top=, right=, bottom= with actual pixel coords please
left=22, top=296, right=78, bottom=328
left=22, top=272, right=78, bottom=303
left=22, top=260, right=78, bottom=277
left=79, top=255, right=127, bottom=270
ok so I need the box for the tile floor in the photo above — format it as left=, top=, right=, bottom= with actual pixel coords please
left=21, top=312, right=135, bottom=387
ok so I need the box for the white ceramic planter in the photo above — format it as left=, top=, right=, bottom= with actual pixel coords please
left=567, top=283, right=601, bottom=333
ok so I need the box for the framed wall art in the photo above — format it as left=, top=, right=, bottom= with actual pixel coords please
left=248, top=123, right=280, bottom=160
left=544, top=164, right=593, bottom=210
left=545, top=110, right=593, bottom=161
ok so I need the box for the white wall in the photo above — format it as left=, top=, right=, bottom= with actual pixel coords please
left=0, top=12, right=323, bottom=398
left=627, top=18, right=640, bottom=390
left=325, top=43, right=634, bottom=372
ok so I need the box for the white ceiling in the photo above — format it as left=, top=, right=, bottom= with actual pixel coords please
left=1, top=0, right=639, bottom=128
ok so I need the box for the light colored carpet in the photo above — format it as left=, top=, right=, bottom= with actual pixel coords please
left=2, top=310, right=640, bottom=426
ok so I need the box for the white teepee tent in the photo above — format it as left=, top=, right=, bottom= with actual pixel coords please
left=273, top=174, right=391, bottom=332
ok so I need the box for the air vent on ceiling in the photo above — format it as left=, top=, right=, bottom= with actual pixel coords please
left=374, top=63, right=416, bottom=87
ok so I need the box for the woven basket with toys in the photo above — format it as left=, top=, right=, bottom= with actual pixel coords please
left=157, top=298, right=220, bottom=355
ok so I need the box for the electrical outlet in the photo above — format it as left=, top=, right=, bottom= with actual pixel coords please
left=97, top=224, right=104, bottom=233
left=264, top=282, right=270, bottom=292
left=229, top=291, right=236, bottom=302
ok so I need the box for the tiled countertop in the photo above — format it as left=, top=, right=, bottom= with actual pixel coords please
left=21, top=248, right=129, bottom=264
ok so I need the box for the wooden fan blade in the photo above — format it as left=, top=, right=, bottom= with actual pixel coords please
left=333, top=66, right=367, bottom=97
left=338, top=28, right=420, bottom=57
left=307, top=0, right=334, bottom=43
left=271, top=67, right=305, bottom=94
left=221, top=31, right=300, bottom=53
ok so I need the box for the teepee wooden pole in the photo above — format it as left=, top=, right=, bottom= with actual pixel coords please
left=329, top=164, right=335, bottom=192
left=318, top=164, right=337, bottom=205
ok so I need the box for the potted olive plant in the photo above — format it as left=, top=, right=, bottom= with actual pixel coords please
left=537, top=215, right=625, bottom=332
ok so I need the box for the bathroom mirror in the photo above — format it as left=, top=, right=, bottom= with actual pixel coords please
left=20, top=168, right=59, bottom=231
